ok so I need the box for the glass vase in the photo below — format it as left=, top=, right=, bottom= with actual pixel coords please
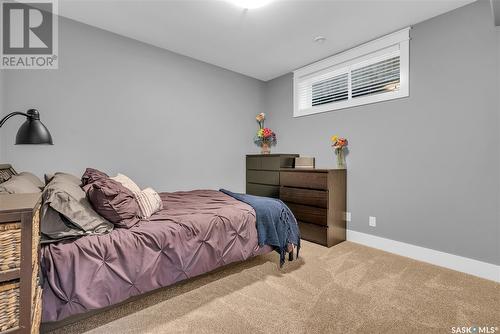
left=260, top=143, right=271, bottom=154
left=336, top=149, right=346, bottom=169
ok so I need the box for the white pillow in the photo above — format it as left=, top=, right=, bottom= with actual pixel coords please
left=111, top=173, right=141, bottom=194
left=135, top=187, right=162, bottom=219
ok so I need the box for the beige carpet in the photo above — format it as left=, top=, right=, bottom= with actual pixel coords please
left=45, top=241, right=499, bottom=334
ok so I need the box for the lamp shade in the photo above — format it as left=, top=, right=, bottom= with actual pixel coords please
left=15, top=109, right=53, bottom=145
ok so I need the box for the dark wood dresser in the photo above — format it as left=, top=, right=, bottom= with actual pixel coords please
left=0, top=193, right=42, bottom=334
left=279, top=169, right=347, bottom=247
left=246, top=154, right=299, bottom=198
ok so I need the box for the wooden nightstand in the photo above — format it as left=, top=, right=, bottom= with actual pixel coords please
left=0, top=193, right=42, bottom=334
left=279, top=168, right=347, bottom=247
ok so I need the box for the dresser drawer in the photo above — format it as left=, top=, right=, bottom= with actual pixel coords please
left=280, top=171, right=328, bottom=190
left=261, top=157, right=282, bottom=170
left=246, top=183, right=280, bottom=198
left=246, top=155, right=296, bottom=171
left=286, top=203, right=327, bottom=226
left=246, top=170, right=279, bottom=185
left=298, top=221, right=328, bottom=246
left=280, top=187, right=328, bottom=208
left=246, top=156, right=281, bottom=170
left=246, top=156, right=262, bottom=170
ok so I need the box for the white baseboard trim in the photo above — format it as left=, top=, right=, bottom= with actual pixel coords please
left=346, top=230, right=500, bottom=283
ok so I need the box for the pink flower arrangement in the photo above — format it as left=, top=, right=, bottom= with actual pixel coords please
left=254, top=113, right=277, bottom=146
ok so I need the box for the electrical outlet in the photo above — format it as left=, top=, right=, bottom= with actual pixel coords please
left=345, top=212, right=351, bottom=222
left=369, top=216, right=376, bottom=227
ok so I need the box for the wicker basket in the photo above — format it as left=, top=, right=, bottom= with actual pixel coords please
left=31, top=209, right=40, bottom=305
left=31, top=287, right=42, bottom=334
left=0, top=222, right=21, bottom=274
left=31, top=209, right=40, bottom=270
left=0, top=281, right=20, bottom=332
left=0, top=164, right=16, bottom=183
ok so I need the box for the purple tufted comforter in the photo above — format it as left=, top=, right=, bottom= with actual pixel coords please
left=41, top=190, right=272, bottom=322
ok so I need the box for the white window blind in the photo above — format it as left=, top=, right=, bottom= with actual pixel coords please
left=351, top=55, right=400, bottom=98
left=297, top=69, right=349, bottom=110
left=293, top=28, right=410, bottom=117
left=311, top=73, right=348, bottom=106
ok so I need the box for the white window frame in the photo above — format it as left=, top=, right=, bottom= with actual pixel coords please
left=293, top=27, right=410, bottom=117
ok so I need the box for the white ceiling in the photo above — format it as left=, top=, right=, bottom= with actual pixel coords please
left=58, top=0, right=475, bottom=81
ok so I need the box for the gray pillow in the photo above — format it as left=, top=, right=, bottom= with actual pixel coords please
left=44, top=172, right=81, bottom=186
left=41, top=173, right=113, bottom=241
left=40, top=206, right=87, bottom=241
left=0, top=175, right=42, bottom=194
left=17, top=172, right=44, bottom=189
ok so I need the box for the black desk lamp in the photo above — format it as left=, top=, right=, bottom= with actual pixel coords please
left=0, top=109, right=53, bottom=144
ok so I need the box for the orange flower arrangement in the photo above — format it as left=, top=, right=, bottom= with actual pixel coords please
left=331, top=135, right=348, bottom=168
left=331, top=135, right=348, bottom=150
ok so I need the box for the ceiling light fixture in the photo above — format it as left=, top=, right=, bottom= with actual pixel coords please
left=314, top=36, right=327, bottom=44
left=227, top=0, right=273, bottom=9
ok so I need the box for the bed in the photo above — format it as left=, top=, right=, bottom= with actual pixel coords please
left=40, top=189, right=273, bottom=322
left=0, top=165, right=298, bottom=324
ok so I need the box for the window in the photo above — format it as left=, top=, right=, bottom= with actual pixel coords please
left=351, top=56, right=400, bottom=98
left=293, top=28, right=410, bottom=117
left=312, top=73, right=348, bottom=106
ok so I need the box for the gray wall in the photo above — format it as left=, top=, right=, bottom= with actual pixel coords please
left=497, top=27, right=500, bottom=263
left=1, top=17, right=265, bottom=192
left=265, top=1, right=500, bottom=265
left=0, top=71, right=3, bottom=113
left=1, top=2, right=498, bottom=265
left=492, top=0, right=500, bottom=25
left=0, top=70, right=4, bottom=159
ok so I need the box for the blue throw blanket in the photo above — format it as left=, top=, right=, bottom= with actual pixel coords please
left=220, top=189, right=300, bottom=267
